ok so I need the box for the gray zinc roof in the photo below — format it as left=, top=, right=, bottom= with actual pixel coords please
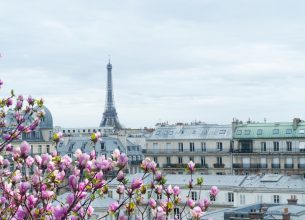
left=148, top=124, right=232, bottom=140
left=57, top=136, right=126, bottom=157
left=240, top=174, right=305, bottom=190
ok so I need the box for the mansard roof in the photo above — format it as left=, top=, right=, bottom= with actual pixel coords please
left=148, top=123, right=232, bottom=140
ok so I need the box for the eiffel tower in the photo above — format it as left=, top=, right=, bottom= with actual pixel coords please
left=100, top=61, right=122, bottom=129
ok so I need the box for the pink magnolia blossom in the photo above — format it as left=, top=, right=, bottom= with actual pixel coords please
left=108, top=201, right=119, bottom=213
left=187, top=161, right=195, bottom=173
left=149, top=198, right=157, bottom=209
left=111, top=149, right=120, bottom=160
left=25, top=156, right=34, bottom=167
left=69, top=175, right=78, bottom=191
left=190, top=206, right=205, bottom=219
left=210, top=186, right=219, bottom=197
left=187, top=199, right=196, bottom=208
left=87, top=206, right=94, bottom=217
left=173, top=186, right=181, bottom=196
left=116, top=170, right=125, bottom=182
left=131, top=178, right=143, bottom=190
left=117, top=185, right=125, bottom=194
left=19, top=181, right=30, bottom=195
left=20, top=141, right=31, bottom=158
left=117, top=153, right=128, bottom=168
left=26, top=195, right=38, bottom=209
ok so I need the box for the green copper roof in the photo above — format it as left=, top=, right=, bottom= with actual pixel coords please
left=233, top=122, right=305, bottom=139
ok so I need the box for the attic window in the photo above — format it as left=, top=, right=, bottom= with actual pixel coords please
left=244, top=130, right=251, bottom=135
left=156, top=131, right=160, bottom=135
left=236, top=130, right=242, bottom=135
left=273, top=129, right=279, bottom=135
left=169, top=131, right=173, bottom=135
left=219, top=130, right=226, bottom=135
left=257, top=129, right=263, bottom=135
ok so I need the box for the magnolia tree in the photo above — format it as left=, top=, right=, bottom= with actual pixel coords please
left=0, top=80, right=218, bottom=220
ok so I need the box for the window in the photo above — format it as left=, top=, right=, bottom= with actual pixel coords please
left=153, top=143, right=158, bottom=152
left=228, top=192, right=234, bottom=202
left=244, top=130, right=251, bottom=135
left=286, top=129, right=292, bottom=134
left=273, top=129, right=279, bottom=134
left=178, top=143, right=183, bottom=152
left=273, top=195, right=280, bottom=204
left=219, top=130, right=226, bottom=134
left=108, top=191, right=113, bottom=198
left=236, top=130, right=242, bottom=135
left=46, top=145, right=50, bottom=154
left=72, top=130, right=75, bottom=133
left=300, top=129, right=305, bottom=134
left=38, top=145, right=42, bottom=154
left=68, top=130, right=70, bottom=133
left=166, top=157, right=171, bottom=164
left=217, top=157, right=222, bottom=165
left=201, top=157, right=205, bottom=166
left=178, top=157, right=182, bottom=164
left=240, top=195, right=245, bottom=205
left=286, top=141, right=292, bottom=151
left=153, top=157, right=158, bottom=163
left=201, top=142, right=206, bottom=152
left=257, top=195, right=263, bottom=203
left=83, top=129, right=85, bottom=132
left=261, top=142, right=266, bottom=152
left=174, top=208, right=180, bottom=219
left=273, top=142, right=279, bottom=151
left=217, top=142, right=223, bottom=151
left=257, top=129, right=263, bottom=135
left=166, top=143, right=171, bottom=151
left=211, top=194, right=216, bottom=201
left=157, top=194, right=162, bottom=200
left=189, top=157, right=194, bottom=162
left=191, top=191, right=197, bottom=201
left=190, top=143, right=195, bottom=152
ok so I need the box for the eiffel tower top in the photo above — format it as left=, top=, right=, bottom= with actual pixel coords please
left=99, top=61, right=122, bottom=129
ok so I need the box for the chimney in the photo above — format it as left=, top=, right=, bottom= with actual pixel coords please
left=232, top=118, right=239, bottom=132
left=282, top=207, right=290, bottom=220
left=293, top=118, right=301, bottom=130
left=287, top=195, right=298, bottom=205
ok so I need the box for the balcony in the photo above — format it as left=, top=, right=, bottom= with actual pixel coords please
left=213, top=163, right=225, bottom=168
left=298, top=164, right=305, bottom=169
left=271, top=164, right=281, bottom=169
left=259, top=164, right=268, bottom=168
left=144, top=148, right=227, bottom=154
left=130, top=160, right=142, bottom=165
left=162, top=163, right=185, bottom=169
left=284, top=164, right=294, bottom=169
left=233, top=163, right=267, bottom=169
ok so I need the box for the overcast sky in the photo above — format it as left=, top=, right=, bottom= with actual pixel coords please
left=1, top=0, right=305, bottom=128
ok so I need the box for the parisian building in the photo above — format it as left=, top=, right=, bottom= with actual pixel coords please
left=144, top=122, right=232, bottom=175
